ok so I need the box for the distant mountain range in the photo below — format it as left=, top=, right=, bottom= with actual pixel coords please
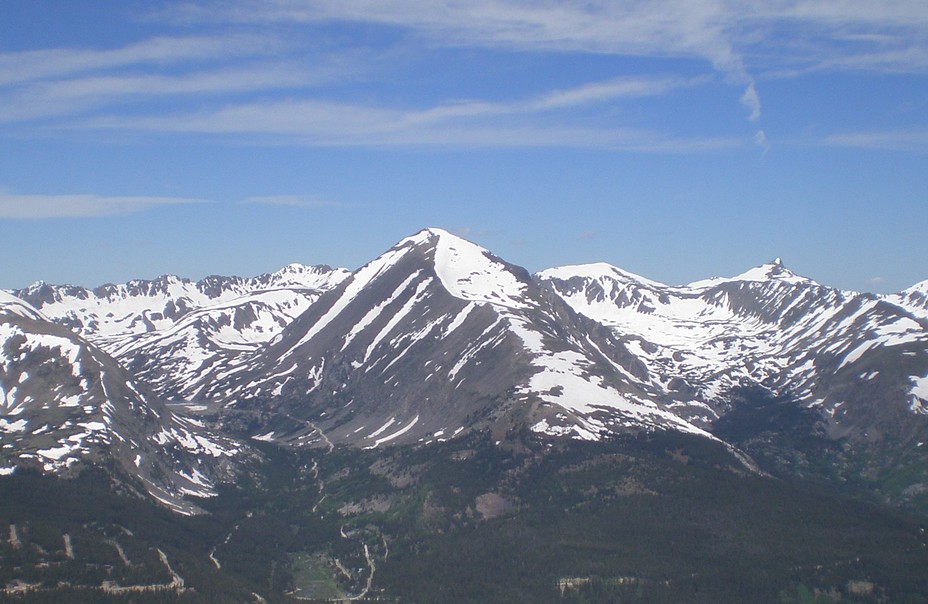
left=3, top=228, right=927, bottom=512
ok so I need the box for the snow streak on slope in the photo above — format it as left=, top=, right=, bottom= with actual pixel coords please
left=291, top=251, right=412, bottom=351
left=9, top=265, right=350, bottom=401
left=886, top=280, right=928, bottom=319
left=0, top=290, right=46, bottom=321
left=224, top=228, right=713, bottom=448
left=0, top=295, right=241, bottom=514
left=7, top=227, right=927, bottom=461
left=15, top=264, right=349, bottom=340
left=539, top=259, right=928, bottom=438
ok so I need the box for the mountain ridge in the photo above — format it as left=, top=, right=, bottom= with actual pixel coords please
left=2, top=227, right=927, bottom=512
left=0, top=295, right=243, bottom=514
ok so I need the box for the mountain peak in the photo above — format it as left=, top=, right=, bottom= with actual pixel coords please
left=260, top=263, right=350, bottom=290
left=272, top=262, right=338, bottom=275
left=422, top=226, right=454, bottom=237
left=399, top=226, right=462, bottom=247
left=277, top=262, right=311, bottom=273
left=688, top=258, right=817, bottom=288
left=394, top=227, right=530, bottom=309
left=733, top=258, right=813, bottom=284
left=538, top=262, right=668, bottom=290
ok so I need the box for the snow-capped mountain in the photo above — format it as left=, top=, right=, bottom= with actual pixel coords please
left=538, top=259, right=928, bottom=451
left=6, top=230, right=927, bottom=463
left=211, top=228, right=712, bottom=448
left=3, top=227, right=928, bottom=511
left=888, top=280, right=928, bottom=318
left=0, top=292, right=242, bottom=514
left=15, top=263, right=349, bottom=340
left=13, top=264, right=350, bottom=400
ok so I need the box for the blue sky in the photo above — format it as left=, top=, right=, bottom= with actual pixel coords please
left=1, top=1, right=926, bottom=293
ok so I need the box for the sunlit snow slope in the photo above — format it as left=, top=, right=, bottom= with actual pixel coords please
left=14, top=264, right=350, bottom=400
left=539, top=259, right=928, bottom=443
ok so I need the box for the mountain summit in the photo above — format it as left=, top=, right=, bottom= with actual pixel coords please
left=213, top=228, right=710, bottom=448
left=687, top=257, right=817, bottom=289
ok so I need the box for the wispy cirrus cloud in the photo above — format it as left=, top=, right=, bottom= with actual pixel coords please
left=0, top=35, right=375, bottom=126
left=174, top=0, right=928, bottom=116
left=0, top=34, right=278, bottom=87
left=816, top=129, right=928, bottom=151
left=410, top=75, right=709, bottom=123
left=80, top=97, right=743, bottom=151
left=0, top=1, right=761, bottom=145
left=0, top=62, right=324, bottom=124
left=4, top=0, right=928, bottom=151
left=173, top=0, right=766, bottom=120
left=0, top=190, right=205, bottom=219
left=74, top=74, right=743, bottom=151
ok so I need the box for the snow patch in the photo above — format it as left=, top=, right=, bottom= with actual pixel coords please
left=366, top=415, right=420, bottom=448
left=0, top=418, right=27, bottom=433
left=425, top=229, right=530, bottom=310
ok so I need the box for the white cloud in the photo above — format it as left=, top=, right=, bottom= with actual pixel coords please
left=0, top=32, right=376, bottom=125
left=753, top=129, right=770, bottom=155
left=740, top=83, right=761, bottom=121
left=0, top=35, right=276, bottom=87
left=186, top=1, right=750, bottom=74
left=0, top=63, right=320, bottom=124
left=175, top=0, right=928, bottom=106
left=0, top=191, right=205, bottom=219
left=80, top=97, right=745, bottom=151
left=819, top=129, right=928, bottom=151
left=67, top=73, right=733, bottom=151
left=5, top=0, right=928, bottom=148
left=530, top=76, right=710, bottom=111
left=408, top=75, right=709, bottom=124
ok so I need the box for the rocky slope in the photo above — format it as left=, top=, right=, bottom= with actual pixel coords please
left=538, top=259, right=928, bottom=433
left=0, top=291, right=242, bottom=514
left=14, top=264, right=350, bottom=401
left=212, top=228, right=710, bottom=448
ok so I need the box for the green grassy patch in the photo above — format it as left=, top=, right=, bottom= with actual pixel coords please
left=287, top=552, right=345, bottom=601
